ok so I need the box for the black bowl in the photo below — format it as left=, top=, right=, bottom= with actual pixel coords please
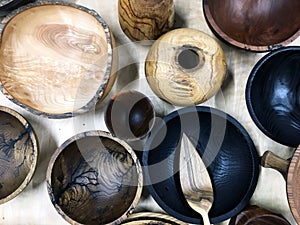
left=246, top=46, right=300, bottom=147
left=142, top=106, right=259, bottom=224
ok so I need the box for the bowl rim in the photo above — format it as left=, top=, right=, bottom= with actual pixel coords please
left=142, top=106, right=259, bottom=224
left=0, top=106, right=38, bottom=205
left=46, top=130, right=143, bottom=225
left=0, top=1, right=115, bottom=119
left=245, top=46, right=300, bottom=147
left=202, top=0, right=300, bottom=52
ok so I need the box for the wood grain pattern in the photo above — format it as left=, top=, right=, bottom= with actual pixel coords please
left=118, top=0, right=174, bottom=41
left=261, top=151, right=290, bottom=179
left=145, top=28, right=226, bottom=106
left=0, top=3, right=117, bottom=118
left=0, top=106, right=38, bottom=204
left=46, top=131, right=143, bottom=225
left=203, top=0, right=300, bottom=51
left=179, top=133, right=213, bottom=225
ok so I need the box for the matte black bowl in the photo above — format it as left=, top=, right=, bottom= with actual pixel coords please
left=142, top=106, right=259, bottom=224
left=246, top=46, right=300, bottom=147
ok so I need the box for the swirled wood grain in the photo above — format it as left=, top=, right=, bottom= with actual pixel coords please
left=0, top=106, right=38, bottom=204
left=47, top=131, right=142, bottom=225
left=0, top=3, right=116, bottom=117
left=203, top=0, right=300, bottom=51
left=123, top=212, right=188, bottom=224
left=118, top=0, right=174, bottom=41
left=145, top=28, right=226, bottom=106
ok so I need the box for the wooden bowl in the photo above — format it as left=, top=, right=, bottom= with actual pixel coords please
left=142, top=106, right=259, bottom=224
left=0, top=0, right=33, bottom=17
left=203, top=0, right=300, bottom=51
left=104, top=90, right=155, bottom=141
left=46, top=131, right=143, bottom=225
left=122, top=212, right=187, bottom=224
left=229, top=205, right=291, bottom=225
left=0, top=1, right=117, bottom=118
left=0, top=106, right=38, bottom=204
left=145, top=28, right=226, bottom=106
left=246, top=46, right=300, bottom=147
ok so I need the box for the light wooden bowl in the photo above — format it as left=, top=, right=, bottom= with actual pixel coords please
left=46, top=131, right=143, bottom=225
left=0, top=1, right=117, bottom=118
left=0, top=106, right=38, bottom=204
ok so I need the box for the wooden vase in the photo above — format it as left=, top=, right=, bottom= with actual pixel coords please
left=118, top=0, right=174, bottom=42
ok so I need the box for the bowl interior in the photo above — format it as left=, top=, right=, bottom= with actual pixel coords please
left=246, top=47, right=300, bottom=147
left=0, top=4, right=109, bottom=115
left=0, top=108, right=37, bottom=201
left=204, top=0, right=300, bottom=50
left=143, top=107, right=259, bottom=224
left=49, top=134, right=140, bottom=224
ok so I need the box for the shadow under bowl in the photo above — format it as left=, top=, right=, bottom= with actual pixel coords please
left=46, top=131, right=143, bottom=225
left=246, top=46, right=300, bottom=147
left=0, top=106, right=38, bottom=204
left=142, top=106, right=259, bottom=224
left=203, top=0, right=300, bottom=51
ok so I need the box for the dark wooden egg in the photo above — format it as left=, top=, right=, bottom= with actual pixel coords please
left=105, top=90, right=155, bottom=141
left=203, top=0, right=300, bottom=51
left=0, top=106, right=38, bottom=204
left=246, top=46, right=300, bottom=147
left=46, top=131, right=143, bottom=225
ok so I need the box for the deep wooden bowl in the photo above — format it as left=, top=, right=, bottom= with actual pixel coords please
left=0, top=106, right=38, bottom=204
left=246, top=46, right=300, bottom=147
left=123, top=212, right=187, bottom=224
left=142, top=106, right=259, bottom=224
left=203, top=0, right=300, bottom=51
left=104, top=90, right=155, bottom=141
left=46, top=131, right=143, bottom=225
left=0, top=0, right=33, bottom=17
left=0, top=1, right=117, bottom=118
left=229, top=205, right=291, bottom=225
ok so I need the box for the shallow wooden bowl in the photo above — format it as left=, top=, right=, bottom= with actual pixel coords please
left=46, top=131, right=143, bottom=225
left=246, top=46, right=300, bottom=147
left=0, top=0, right=33, bottom=17
left=104, top=90, right=155, bottom=141
left=0, top=106, right=38, bottom=204
left=203, top=0, right=300, bottom=51
left=0, top=1, right=117, bottom=118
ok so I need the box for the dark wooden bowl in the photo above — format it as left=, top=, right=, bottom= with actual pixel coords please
left=0, top=0, right=33, bottom=17
left=142, top=106, right=259, bottom=224
left=203, top=0, right=300, bottom=52
left=0, top=1, right=117, bottom=118
left=46, top=131, right=143, bottom=225
left=229, top=205, right=291, bottom=225
left=104, top=90, right=155, bottom=141
left=0, top=106, right=38, bottom=204
left=246, top=46, right=300, bottom=147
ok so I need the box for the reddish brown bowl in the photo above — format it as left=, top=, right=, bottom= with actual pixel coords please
left=203, top=0, right=300, bottom=51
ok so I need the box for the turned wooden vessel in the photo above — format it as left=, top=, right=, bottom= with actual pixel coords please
left=0, top=106, right=38, bottom=204
left=104, top=90, right=155, bottom=141
left=123, top=212, right=188, bottom=224
left=229, top=205, right=290, bottom=225
left=203, top=0, right=300, bottom=51
left=145, top=28, right=226, bottom=106
left=0, top=1, right=117, bottom=118
left=118, top=0, right=174, bottom=41
left=261, top=149, right=300, bottom=224
left=46, top=131, right=143, bottom=225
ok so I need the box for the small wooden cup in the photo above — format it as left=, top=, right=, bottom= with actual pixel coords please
left=0, top=106, right=38, bottom=204
left=46, top=131, right=143, bottom=225
left=0, top=1, right=117, bottom=118
left=145, top=28, right=226, bottom=106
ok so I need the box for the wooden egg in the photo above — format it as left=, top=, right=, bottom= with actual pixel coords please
left=46, top=131, right=143, bottom=225
left=145, top=28, right=226, bottom=106
left=203, top=0, right=300, bottom=51
left=0, top=106, right=38, bottom=204
left=0, top=1, right=118, bottom=118
left=118, top=0, right=174, bottom=41
left=105, top=90, right=155, bottom=141
left=0, top=0, right=33, bottom=17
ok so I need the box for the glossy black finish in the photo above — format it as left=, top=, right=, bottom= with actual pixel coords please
left=246, top=46, right=300, bottom=147
left=0, top=0, right=34, bottom=17
left=142, top=106, right=259, bottom=224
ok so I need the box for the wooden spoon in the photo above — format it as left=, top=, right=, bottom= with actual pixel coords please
left=179, top=133, right=214, bottom=225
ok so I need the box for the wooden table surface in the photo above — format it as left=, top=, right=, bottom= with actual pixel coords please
left=0, top=0, right=299, bottom=224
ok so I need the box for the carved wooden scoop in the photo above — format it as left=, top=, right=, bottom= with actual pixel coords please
left=179, top=133, right=214, bottom=225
